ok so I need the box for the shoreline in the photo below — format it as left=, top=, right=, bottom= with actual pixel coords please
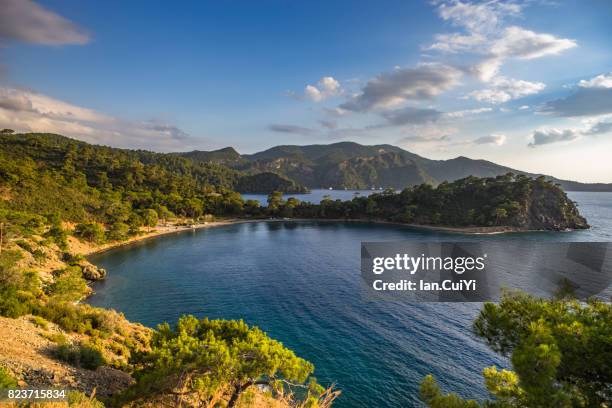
left=80, top=218, right=563, bottom=258
left=79, top=219, right=247, bottom=256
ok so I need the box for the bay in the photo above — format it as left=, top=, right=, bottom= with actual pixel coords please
left=88, top=191, right=612, bottom=407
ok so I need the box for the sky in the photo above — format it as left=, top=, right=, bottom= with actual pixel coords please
left=0, top=0, right=611, bottom=183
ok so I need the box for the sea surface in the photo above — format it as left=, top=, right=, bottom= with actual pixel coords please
left=88, top=191, right=612, bottom=407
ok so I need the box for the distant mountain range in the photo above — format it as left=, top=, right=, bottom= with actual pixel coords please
left=178, top=141, right=612, bottom=192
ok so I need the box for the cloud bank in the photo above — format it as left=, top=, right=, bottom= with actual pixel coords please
left=0, top=87, right=205, bottom=151
left=541, top=73, right=612, bottom=117
left=340, top=64, right=462, bottom=112
left=0, top=0, right=90, bottom=45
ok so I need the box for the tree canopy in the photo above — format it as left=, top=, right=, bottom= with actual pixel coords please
left=123, top=315, right=329, bottom=407
left=420, top=292, right=612, bottom=407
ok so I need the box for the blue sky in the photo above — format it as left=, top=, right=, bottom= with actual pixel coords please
left=1, top=0, right=612, bottom=182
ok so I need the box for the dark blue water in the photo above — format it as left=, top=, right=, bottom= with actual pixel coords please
left=88, top=192, right=612, bottom=407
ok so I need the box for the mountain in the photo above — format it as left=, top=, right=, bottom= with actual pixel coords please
left=179, top=142, right=612, bottom=192
left=0, top=133, right=305, bottom=198
left=175, top=147, right=246, bottom=166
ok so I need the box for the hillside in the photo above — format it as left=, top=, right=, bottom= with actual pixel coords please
left=180, top=141, right=612, bottom=191
left=0, top=134, right=304, bottom=213
left=276, top=174, right=589, bottom=231
left=175, top=146, right=246, bottom=166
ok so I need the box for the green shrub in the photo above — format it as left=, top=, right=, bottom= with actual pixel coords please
left=0, top=286, right=31, bottom=317
left=47, top=266, right=88, bottom=302
left=0, top=250, right=23, bottom=288
left=39, top=301, right=115, bottom=337
left=0, top=252, right=39, bottom=318
left=15, top=239, right=34, bottom=253
left=66, top=391, right=105, bottom=408
left=0, top=367, right=17, bottom=388
left=106, top=221, right=130, bottom=241
left=0, top=209, right=46, bottom=238
left=53, top=342, right=105, bottom=370
left=30, top=315, right=49, bottom=330
left=74, top=222, right=106, bottom=244
left=42, top=332, right=68, bottom=344
left=45, top=214, right=68, bottom=250
left=63, top=252, right=85, bottom=264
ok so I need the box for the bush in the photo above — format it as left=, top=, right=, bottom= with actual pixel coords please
left=66, top=391, right=105, bottom=408
left=0, top=209, right=46, bottom=238
left=42, top=332, right=68, bottom=344
left=0, top=250, right=23, bottom=288
left=45, top=214, right=68, bottom=250
left=54, top=342, right=105, bottom=370
left=74, top=222, right=106, bottom=244
left=30, top=315, right=49, bottom=330
left=47, top=266, right=88, bottom=302
left=0, top=287, right=31, bottom=318
left=0, top=252, right=38, bottom=318
left=39, top=301, right=119, bottom=338
left=0, top=367, right=17, bottom=388
left=106, top=222, right=130, bottom=241
left=63, top=252, right=85, bottom=264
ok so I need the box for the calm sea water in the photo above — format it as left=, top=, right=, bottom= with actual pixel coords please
left=88, top=192, right=612, bottom=407
left=242, top=189, right=378, bottom=206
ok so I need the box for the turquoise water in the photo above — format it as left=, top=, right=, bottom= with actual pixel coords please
left=88, top=192, right=612, bottom=407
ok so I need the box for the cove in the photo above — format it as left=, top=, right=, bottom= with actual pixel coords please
left=87, top=193, right=611, bottom=407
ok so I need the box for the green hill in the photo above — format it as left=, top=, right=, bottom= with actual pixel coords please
left=180, top=142, right=612, bottom=191
left=0, top=133, right=304, bottom=225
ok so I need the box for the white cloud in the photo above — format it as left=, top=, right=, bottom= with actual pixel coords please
left=518, top=105, right=530, bottom=110
left=432, top=2, right=576, bottom=76
left=436, top=0, right=522, bottom=34
left=0, top=0, right=90, bottom=45
left=527, top=114, right=612, bottom=147
left=468, top=77, right=545, bottom=104
left=468, top=27, right=575, bottom=83
left=445, top=107, right=492, bottom=118
left=539, top=73, right=612, bottom=117
left=340, top=63, right=462, bottom=112
left=578, top=72, right=612, bottom=89
left=0, top=87, right=109, bottom=123
left=491, top=26, right=576, bottom=61
left=528, top=127, right=580, bottom=147
left=0, top=87, right=205, bottom=151
left=471, top=57, right=504, bottom=82
left=473, top=133, right=506, bottom=145
left=428, top=32, right=486, bottom=53
left=303, top=76, right=342, bottom=102
left=584, top=120, right=612, bottom=135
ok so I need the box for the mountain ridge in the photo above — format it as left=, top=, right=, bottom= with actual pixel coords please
left=179, top=142, right=612, bottom=192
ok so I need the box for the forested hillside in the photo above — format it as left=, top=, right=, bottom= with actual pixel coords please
left=264, top=174, right=589, bottom=231
left=0, top=133, right=305, bottom=229
left=0, top=132, right=335, bottom=407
